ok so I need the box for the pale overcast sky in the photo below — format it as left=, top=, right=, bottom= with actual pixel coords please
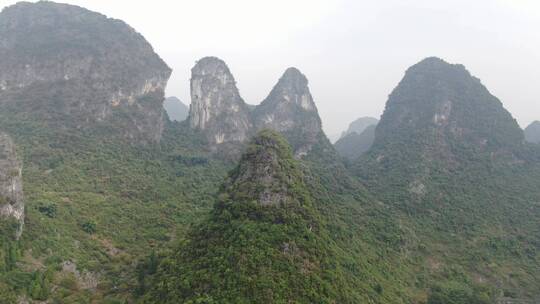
left=1, top=0, right=539, bottom=137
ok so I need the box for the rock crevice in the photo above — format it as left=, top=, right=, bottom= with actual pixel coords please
left=0, top=132, right=24, bottom=239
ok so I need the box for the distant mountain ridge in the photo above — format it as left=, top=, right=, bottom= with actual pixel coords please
left=334, top=124, right=376, bottom=160
left=524, top=121, right=540, bottom=144
left=334, top=116, right=379, bottom=160
left=340, top=117, right=378, bottom=139
left=163, top=97, right=188, bottom=122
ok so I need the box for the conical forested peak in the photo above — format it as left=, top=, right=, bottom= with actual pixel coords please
left=145, top=130, right=348, bottom=304
left=373, top=57, right=523, bottom=159
left=244, top=129, right=294, bottom=160
left=222, top=129, right=306, bottom=206
left=356, top=57, right=527, bottom=200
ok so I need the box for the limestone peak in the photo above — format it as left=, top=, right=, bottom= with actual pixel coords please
left=188, top=56, right=252, bottom=146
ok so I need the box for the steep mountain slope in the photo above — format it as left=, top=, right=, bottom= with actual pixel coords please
left=0, top=1, right=171, bottom=143
left=163, top=97, right=189, bottom=122
left=335, top=124, right=376, bottom=160
left=340, top=117, right=378, bottom=139
left=145, top=130, right=416, bottom=303
left=356, top=57, right=540, bottom=301
left=145, top=131, right=343, bottom=303
left=359, top=57, right=529, bottom=194
left=524, top=121, right=540, bottom=144
left=0, top=117, right=233, bottom=302
left=0, top=2, right=212, bottom=302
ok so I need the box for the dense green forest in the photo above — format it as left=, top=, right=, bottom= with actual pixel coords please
left=3, top=105, right=536, bottom=303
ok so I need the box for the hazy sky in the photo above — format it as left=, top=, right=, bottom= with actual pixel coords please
left=1, top=0, right=539, bottom=137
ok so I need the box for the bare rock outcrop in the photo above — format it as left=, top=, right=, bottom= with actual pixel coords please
left=253, top=68, right=323, bottom=157
left=188, top=57, right=252, bottom=145
left=0, top=132, right=23, bottom=239
left=187, top=58, right=326, bottom=157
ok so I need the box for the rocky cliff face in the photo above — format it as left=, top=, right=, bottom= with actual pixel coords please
left=0, top=1, right=171, bottom=143
left=0, top=132, right=23, bottom=239
left=188, top=57, right=252, bottom=145
left=524, top=121, right=540, bottom=144
left=253, top=68, right=323, bottom=157
left=187, top=59, right=327, bottom=157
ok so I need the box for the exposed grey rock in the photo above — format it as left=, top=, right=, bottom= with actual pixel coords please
left=334, top=124, right=376, bottom=160
left=340, top=117, right=378, bottom=139
left=253, top=67, right=323, bottom=157
left=524, top=121, right=540, bottom=144
left=186, top=58, right=328, bottom=158
left=164, top=96, right=189, bottom=122
left=0, top=1, right=171, bottom=143
left=188, top=57, right=252, bottom=145
left=0, top=132, right=24, bottom=239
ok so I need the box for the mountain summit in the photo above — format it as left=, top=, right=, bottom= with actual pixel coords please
left=524, top=121, right=540, bottom=144
left=223, top=129, right=309, bottom=206
left=253, top=68, right=323, bottom=156
left=146, top=130, right=344, bottom=303
left=188, top=57, right=252, bottom=146
left=354, top=57, right=540, bottom=301
left=365, top=57, right=523, bottom=175
left=0, top=1, right=171, bottom=143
